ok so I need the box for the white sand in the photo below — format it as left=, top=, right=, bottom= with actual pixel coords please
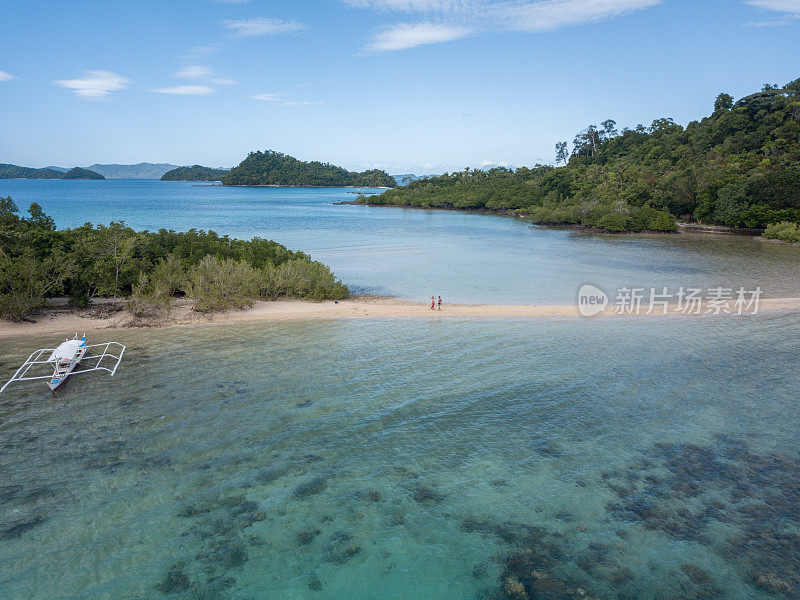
left=2, top=296, right=799, bottom=339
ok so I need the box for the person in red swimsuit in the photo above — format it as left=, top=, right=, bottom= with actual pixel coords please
left=430, top=296, right=435, bottom=310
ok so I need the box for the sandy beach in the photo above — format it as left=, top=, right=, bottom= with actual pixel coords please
left=2, top=295, right=800, bottom=339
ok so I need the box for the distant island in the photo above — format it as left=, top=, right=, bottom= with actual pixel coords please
left=161, top=165, right=230, bottom=182
left=222, top=150, right=397, bottom=187
left=62, top=167, right=104, bottom=180
left=360, top=77, right=800, bottom=234
left=0, top=164, right=105, bottom=180
left=85, top=163, right=180, bottom=179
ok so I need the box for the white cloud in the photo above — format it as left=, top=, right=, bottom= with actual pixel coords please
left=175, top=65, right=237, bottom=85
left=366, top=22, right=472, bottom=51
left=175, top=65, right=214, bottom=79
left=745, top=0, right=800, bottom=13
left=343, top=0, right=470, bottom=9
left=0, top=70, right=16, bottom=82
left=223, top=17, right=306, bottom=37
left=153, top=85, right=216, bottom=95
left=501, top=0, right=663, bottom=32
left=747, top=18, right=793, bottom=25
left=348, top=0, right=663, bottom=51
left=252, top=93, right=324, bottom=106
left=54, top=70, right=131, bottom=99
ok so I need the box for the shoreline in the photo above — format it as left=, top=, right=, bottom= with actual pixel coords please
left=223, top=184, right=393, bottom=189
left=344, top=201, right=767, bottom=237
left=2, top=296, right=800, bottom=339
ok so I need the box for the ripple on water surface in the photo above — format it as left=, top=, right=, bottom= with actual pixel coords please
left=0, top=315, right=798, bottom=599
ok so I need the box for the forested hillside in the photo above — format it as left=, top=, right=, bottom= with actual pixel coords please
left=161, top=165, right=229, bottom=181
left=62, top=167, right=104, bottom=180
left=361, top=78, right=800, bottom=233
left=0, top=164, right=105, bottom=180
left=223, top=150, right=396, bottom=187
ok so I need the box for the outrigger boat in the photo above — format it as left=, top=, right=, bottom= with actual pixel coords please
left=0, top=334, right=125, bottom=393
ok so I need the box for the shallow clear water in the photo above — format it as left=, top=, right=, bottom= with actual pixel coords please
left=2, top=179, right=799, bottom=303
left=1, top=315, right=799, bottom=599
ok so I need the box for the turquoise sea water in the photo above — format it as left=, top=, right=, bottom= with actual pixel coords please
left=1, top=180, right=799, bottom=599
left=2, top=179, right=799, bottom=303
left=1, top=316, right=799, bottom=599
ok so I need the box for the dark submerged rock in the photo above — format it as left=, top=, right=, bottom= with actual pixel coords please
left=308, top=573, right=324, bottom=591
left=682, top=564, right=713, bottom=586
left=156, top=563, right=191, bottom=594
left=0, top=515, right=47, bottom=539
left=755, top=573, right=791, bottom=595
left=293, top=476, right=327, bottom=499
left=411, top=486, right=444, bottom=505
left=324, top=531, right=362, bottom=564
left=297, top=528, right=321, bottom=545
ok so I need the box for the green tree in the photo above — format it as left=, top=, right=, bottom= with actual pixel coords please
left=555, top=141, right=569, bottom=165
left=714, top=93, right=733, bottom=112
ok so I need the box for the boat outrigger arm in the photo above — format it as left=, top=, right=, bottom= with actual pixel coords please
left=0, top=338, right=125, bottom=393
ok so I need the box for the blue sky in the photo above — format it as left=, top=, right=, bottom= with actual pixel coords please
left=1, top=0, right=799, bottom=173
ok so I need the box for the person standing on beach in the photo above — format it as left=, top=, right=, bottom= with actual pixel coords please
left=437, top=296, right=442, bottom=311
left=431, top=296, right=435, bottom=310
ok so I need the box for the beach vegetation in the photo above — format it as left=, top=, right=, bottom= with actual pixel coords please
left=360, top=77, right=800, bottom=233
left=186, top=255, right=261, bottom=313
left=262, top=259, right=350, bottom=301
left=763, top=221, right=800, bottom=243
left=0, top=198, right=349, bottom=319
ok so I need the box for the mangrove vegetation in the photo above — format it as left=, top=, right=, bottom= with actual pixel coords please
left=0, top=197, right=349, bottom=320
left=359, top=78, right=800, bottom=233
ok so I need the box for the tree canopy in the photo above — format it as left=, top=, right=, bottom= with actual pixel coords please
left=161, top=165, right=229, bottom=181
left=0, top=164, right=105, bottom=180
left=62, top=167, right=104, bottom=180
left=0, top=197, right=348, bottom=319
left=360, top=77, right=800, bottom=233
left=222, top=150, right=396, bottom=187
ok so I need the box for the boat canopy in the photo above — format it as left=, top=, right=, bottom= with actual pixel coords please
left=47, top=339, right=85, bottom=362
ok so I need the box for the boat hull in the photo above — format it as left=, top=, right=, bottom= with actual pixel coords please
left=47, top=342, right=86, bottom=391
left=48, top=361, right=78, bottom=391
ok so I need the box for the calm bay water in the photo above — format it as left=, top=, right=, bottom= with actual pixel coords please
left=1, top=179, right=799, bottom=599
left=2, top=179, right=799, bottom=303
left=1, top=316, right=799, bottom=599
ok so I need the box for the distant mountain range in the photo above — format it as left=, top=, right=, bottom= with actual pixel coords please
left=391, top=174, right=420, bottom=185
left=84, top=163, right=181, bottom=179
left=5, top=162, right=182, bottom=179
left=0, top=164, right=104, bottom=180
